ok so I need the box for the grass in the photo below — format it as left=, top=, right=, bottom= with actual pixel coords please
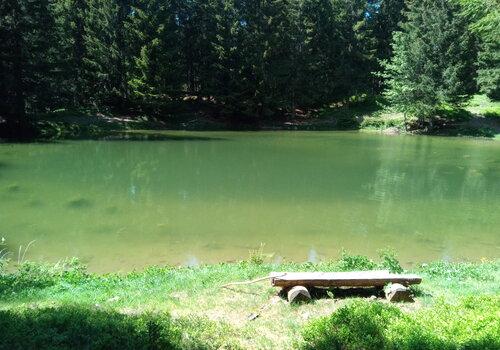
left=5, top=95, right=499, bottom=140
left=342, top=94, right=500, bottom=138
left=315, top=95, right=384, bottom=130
left=466, top=95, right=500, bottom=118
left=301, top=296, right=499, bottom=350
left=1, top=250, right=498, bottom=349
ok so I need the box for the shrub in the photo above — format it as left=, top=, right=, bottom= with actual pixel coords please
left=337, top=249, right=377, bottom=271
left=389, top=296, right=500, bottom=350
left=360, top=113, right=408, bottom=130
left=302, top=296, right=500, bottom=350
left=0, top=305, right=181, bottom=350
left=302, top=300, right=403, bottom=350
left=0, top=259, right=89, bottom=294
left=378, top=248, right=404, bottom=273
left=0, top=305, right=239, bottom=350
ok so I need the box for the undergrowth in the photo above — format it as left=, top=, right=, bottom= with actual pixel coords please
left=0, top=251, right=498, bottom=349
left=0, top=305, right=239, bottom=350
left=302, top=296, right=500, bottom=350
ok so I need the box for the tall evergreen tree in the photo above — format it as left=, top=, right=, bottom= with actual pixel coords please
left=368, top=0, right=406, bottom=90
left=383, top=0, right=477, bottom=121
left=460, top=0, right=499, bottom=100
left=0, top=0, right=25, bottom=121
left=0, top=0, right=62, bottom=121
left=128, top=0, right=187, bottom=103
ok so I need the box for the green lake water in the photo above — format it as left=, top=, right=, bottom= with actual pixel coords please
left=0, top=131, right=499, bottom=272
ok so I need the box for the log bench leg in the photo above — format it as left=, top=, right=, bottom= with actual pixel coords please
left=385, top=283, right=414, bottom=302
left=287, top=285, right=312, bottom=303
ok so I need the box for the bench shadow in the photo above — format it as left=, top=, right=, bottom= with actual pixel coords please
left=278, top=286, right=385, bottom=300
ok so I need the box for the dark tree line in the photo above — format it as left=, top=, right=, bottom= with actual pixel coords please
left=0, top=0, right=497, bottom=126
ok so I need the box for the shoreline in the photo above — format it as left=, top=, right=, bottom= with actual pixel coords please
left=1, top=94, right=499, bottom=142
left=1, top=253, right=498, bottom=349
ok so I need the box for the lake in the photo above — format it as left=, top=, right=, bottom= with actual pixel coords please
left=0, top=131, right=499, bottom=272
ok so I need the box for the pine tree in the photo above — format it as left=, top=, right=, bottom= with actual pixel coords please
left=368, top=0, right=406, bottom=90
left=128, top=0, right=187, bottom=103
left=0, top=0, right=25, bottom=120
left=460, top=0, right=499, bottom=100
left=0, top=0, right=63, bottom=121
left=383, top=0, right=477, bottom=121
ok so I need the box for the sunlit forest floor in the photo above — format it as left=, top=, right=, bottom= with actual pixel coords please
left=17, top=94, right=500, bottom=141
left=0, top=252, right=498, bottom=349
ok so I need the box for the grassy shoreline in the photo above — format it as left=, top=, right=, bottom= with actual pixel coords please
left=1, top=95, right=498, bottom=142
left=1, top=252, right=498, bottom=349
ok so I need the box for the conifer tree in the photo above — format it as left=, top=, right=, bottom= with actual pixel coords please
left=460, top=0, right=499, bottom=100
left=383, top=0, right=477, bottom=121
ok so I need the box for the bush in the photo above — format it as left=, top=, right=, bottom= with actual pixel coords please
left=0, top=305, right=239, bottom=350
left=336, top=249, right=377, bottom=271
left=0, top=305, right=181, bottom=350
left=302, top=300, right=402, bottom=350
left=360, top=113, right=408, bottom=130
left=378, top=249, right=404, bottom=273
left=302, top=296, right=500, bottom=350
left=0, top=259, right=89, bottom=294
left=389, top=296, right=500, bottom=350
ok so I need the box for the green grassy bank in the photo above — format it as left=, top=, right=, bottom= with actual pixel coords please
left=0, top=251, right=499, bottom=349
left=2, top=95, right=499, bottom=141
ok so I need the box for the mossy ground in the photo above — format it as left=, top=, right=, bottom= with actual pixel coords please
left=358, top=95, right=500, bottom=138
left=4, top=95, right=498, bottom=141
left=0, top=250, right=498, bottom=349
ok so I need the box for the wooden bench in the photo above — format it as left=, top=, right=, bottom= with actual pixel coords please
left=270, top=270, right=422, bottom=302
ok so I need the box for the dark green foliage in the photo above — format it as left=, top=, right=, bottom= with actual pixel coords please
left=460, top=0, right=500, bottom=100
left=383, top=0, right=477, bottom=120
left=302, top=301, right=401, bottom=350
left=0, top=0, right=421, bottom=129
left=0, top=305, right=181, bottom=350
left=378, top=248, right=403, bottom=273
left=0, top=255, right=498, bottom=349
left=337, top=249, right=378, bottom=271
left=0, top=259, right=88, bottom=294
left=1, top=0, right=494, bottom=132
left=0, top=0, right=62, bottom=119
left=302, top=297, right=500, bottom=350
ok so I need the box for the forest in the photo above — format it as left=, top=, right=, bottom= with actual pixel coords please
left=0, top=0, right=498, bottom=133
left=1, top=1, right=500, bottom=349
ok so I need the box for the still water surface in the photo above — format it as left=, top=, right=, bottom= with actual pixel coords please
left=0, top=131, right=499, bottom=271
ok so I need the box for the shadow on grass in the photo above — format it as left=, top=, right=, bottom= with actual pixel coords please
left=279, top=287, right=385, bottom=301
left=428, top=107, right=500, bottom=138
left=317, top=96, right=384, bottom=130
left=0, top=305, right=183, bottom=350
left=437, top=108, right=475, bottom=121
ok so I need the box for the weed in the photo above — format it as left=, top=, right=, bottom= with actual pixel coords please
left=418, top=260, right=498, bottom=281
left=0, top=239, right=9, bottom=273
left=337, top=249, right=377, bottom=271
left=378, top=248, right=403, bottom=273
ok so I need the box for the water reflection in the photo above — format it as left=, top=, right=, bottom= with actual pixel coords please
left=307, top=248, right=319, bottom=263
left=0, top=132, right=499, bottom=272
left=184, top=255, right=200, bottom=267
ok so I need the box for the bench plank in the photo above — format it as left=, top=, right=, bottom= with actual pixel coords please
left=270, top=270, right=422, bottom=288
